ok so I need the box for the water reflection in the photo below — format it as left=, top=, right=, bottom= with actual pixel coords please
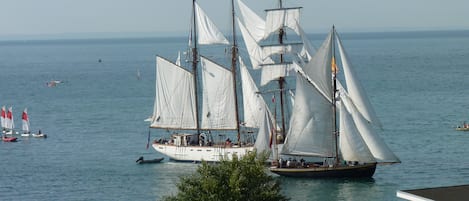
left=277, top=177, right=393, bottom=201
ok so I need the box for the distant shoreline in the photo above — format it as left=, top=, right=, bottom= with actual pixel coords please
left=1, top=29, right=468, bottom=43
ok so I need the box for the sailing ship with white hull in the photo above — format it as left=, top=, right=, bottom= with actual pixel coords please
left=270, top=27, right=400, bottom=178
left=150, top=0, right=270, bottom=162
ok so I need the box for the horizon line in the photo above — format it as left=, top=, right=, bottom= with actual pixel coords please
left=1, top=28, right=469, bottom=42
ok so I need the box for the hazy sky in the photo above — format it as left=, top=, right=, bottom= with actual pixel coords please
left=1, top=0, right=469, bottom=38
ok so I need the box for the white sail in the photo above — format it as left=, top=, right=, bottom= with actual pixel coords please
left=200, top=56, right=237, bottom=129
left=254, top=106, right=275, bottom=153
left=6, top=107, right=14, bottom=130
left=342, top=91, right=401, bottom=163
left=194, top=2, right=229, bottom=45
left=151, top=56, right=197, bottom=129
left=338, top=96, right=376, bottom=163
left=260, top=63, right=296, bottom=86
left=263, top=7, right=301, bottom=40
left=240, top=57, right=267, bottom=128
left=237, top=18, right=274, bottom=69
left=22, top=108, right=30, bottom=133
left=236, top=0, right=265, bottom=42
left=336, top=32, right=382, bottom=128
left=1, top=106, right=5, bottom=129
left=281, top=74, right=334, bottom=157
left=298, top=21, right=315, bottom=61
left=301, top=30, right=333, bottom=99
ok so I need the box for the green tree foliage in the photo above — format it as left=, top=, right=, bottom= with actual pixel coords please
left=162, top=151, right=289, bottom=201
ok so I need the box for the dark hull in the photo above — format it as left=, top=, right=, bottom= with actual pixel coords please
left=136, top=157, right=164, bottom=164
left=270, top=163, right=377, bottom=178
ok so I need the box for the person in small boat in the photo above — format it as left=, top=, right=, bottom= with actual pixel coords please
left=38, top=130, right=42, bottom=134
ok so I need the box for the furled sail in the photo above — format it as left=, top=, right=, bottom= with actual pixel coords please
left=236, top=0, right=265, bottom=42
left=194, top=2, right=229, bottom=45
left=263, top=7, right=301, bottom=40
left=200, top=56, right=237, bottom=129
left=336, top=32, right=382, bottom=128
left=281, top=74, right=334, bottom=157
left=240, top=57, right=268, bottom=128
left=151, top=56, right=197, bottom=129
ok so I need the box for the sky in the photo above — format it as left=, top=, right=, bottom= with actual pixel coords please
left=1, top=0, right=469, bottom=39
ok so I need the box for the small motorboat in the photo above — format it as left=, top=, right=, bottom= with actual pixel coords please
left=456, top=122, right=469, bottom=131
left=32, top=133, right=47, bottom=138
left=455, top=127, right=469, bottom=131
left=136, top=156, right=164, bottom=164
left=32, top=129, right=47, bottom=138
left=2, top=136, right=17, bottom=142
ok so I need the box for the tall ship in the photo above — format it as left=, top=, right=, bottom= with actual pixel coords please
left=270, top=26, right=400, bottom=178
left=149, top=0, right=271, bottom=162
left=236, top=0, right=315, bottom=145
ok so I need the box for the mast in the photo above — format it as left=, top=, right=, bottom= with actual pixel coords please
left=277, top=0, right=287, bottom=141
left=192, top=0, right=201, bottom=134
left=331, top=25, right=340, bottom=165
left=231, top=0, right=241, bottom=144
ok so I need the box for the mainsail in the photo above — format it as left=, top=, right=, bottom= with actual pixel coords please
left=150, top=56, right=197, bottom=129
left=200, top=56, right=237, bottom=129
left=282, top=74, right=334, bottom=157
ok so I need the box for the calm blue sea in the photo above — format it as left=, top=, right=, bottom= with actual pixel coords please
left=1, top=30, right=469, bottom=201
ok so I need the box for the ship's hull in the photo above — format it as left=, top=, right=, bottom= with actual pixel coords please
left=455, top=127, right=469, bottom=131
left=152, top=143, right=254, bottom=162
left=270, top=163, right=377, bottom=178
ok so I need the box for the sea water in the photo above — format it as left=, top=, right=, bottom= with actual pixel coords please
left=1, top=30, right=469, bottom=200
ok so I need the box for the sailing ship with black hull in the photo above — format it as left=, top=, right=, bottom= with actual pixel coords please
left=149, top=0, right=271, bottom=162
left=270, top=27, right=400, bottom=178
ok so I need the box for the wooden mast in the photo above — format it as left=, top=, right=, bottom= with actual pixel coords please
left=231, top=0, right=242, bottom=145
left=331, top=25, right=340, bottom=165
left=277, top=0, right=287, bottom=142
left=192, top=0, right=201, bottom=135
